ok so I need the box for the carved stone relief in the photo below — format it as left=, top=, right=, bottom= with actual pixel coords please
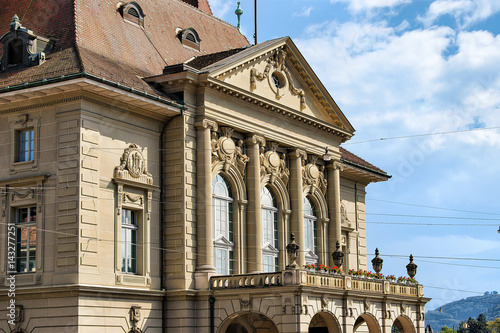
left=115, top=144, right=153, bottom=185
left=250, top=47, right=305, bottom=110
left=340, top=201, right=351, bottom=228
left=129, top=305, right=143, bottom=333
left=211, top=127, right=249, bottom=177
left=260, top=142, right=289, bottom=185
left=302, top=156, right=327, bottom=195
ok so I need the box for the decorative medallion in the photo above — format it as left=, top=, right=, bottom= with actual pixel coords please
left=212, top=127, right=249, bottom=177
left=302, top=156, right=327, bottom=195
left=260, top=142, right=289, bottom=185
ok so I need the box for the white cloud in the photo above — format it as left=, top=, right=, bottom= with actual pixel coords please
left=419, top=0, right=500, bottom=28
left=331, top=0, right=412, bottom=13
left=209, top=0, right=234, bottom=18
left=293, top=6, right=314, bottom=18
left=296, top=20, right=500, bottom=150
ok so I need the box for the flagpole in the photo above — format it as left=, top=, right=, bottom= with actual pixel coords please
left=254, top=0, right=257, bottom=44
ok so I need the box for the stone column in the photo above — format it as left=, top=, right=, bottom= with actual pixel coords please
left=245, top=135, right=265, bottom=273
left=289, top=149, right=306, bottom=267
left=327, top=160, right=343, bottom=268
left=194, top=118, right=218, bottom=289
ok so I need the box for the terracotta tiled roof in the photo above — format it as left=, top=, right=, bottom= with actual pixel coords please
left=340, top=147, right=389, bottom=176
left=186, top=37, right=288, bottom=72
left=180, top=0, right=213, bottom=15
left=0, top=0, right=248, bottom=95
left=185, top=47, right=248, bottom=70
left=0, top=48, right=82, bottom=88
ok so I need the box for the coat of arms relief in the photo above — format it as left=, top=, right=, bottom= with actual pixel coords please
left=211, top=127, right=249, bottom=176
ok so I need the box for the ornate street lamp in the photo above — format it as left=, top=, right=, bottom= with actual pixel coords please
left=406, top=254, right=417, bottom=278
left=286, top=233, right=300, bottom=269
left=371, top=248, right=383, bottom=273
left=331, top=240, right=344, bottom=268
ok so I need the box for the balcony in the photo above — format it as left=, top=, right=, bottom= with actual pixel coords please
left=210, top=270, right=424, bottom=298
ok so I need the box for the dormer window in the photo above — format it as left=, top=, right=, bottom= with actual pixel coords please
left=178, top=28, right=201, bottom=51
left=118, top=2, right=145, bottom=28
left=0, top=15, right=54, bottom=71
left=8, top=38, right=23, bottom=65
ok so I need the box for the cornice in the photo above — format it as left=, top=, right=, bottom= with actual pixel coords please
left=205, top=79, right=352, bottom=143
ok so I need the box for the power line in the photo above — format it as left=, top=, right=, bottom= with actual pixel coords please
left=366, top=198, right=500, bottom=216
left=367, top=213, right=500, bottom=221
left=343, top=126, right=500, bottom=145
left=366, top=221, right=498, bottom=227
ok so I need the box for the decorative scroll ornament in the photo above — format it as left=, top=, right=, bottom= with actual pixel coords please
left=129, top=306, right=143, bottom=333
left=302, top=156, right=327, bottom=195
left=259, top=142, right=289, bottom=185
left=115, top=144, right=152, bottom=185
left=211, top=127, right=249, bottom=176
left=250, top=47, right=306, bottom=110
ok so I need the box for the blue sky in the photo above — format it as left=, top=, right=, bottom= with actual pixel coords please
left=211, top=0, right=500, bottom=311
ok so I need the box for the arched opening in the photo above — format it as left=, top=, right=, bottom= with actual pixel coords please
left=354, top=314, right=381, bottom=333
left=392, top=316, right=415, bottom=333
left=212, top=174, right=235, bottom=275
left=309, top=312, right=341, bottom=333
left=304, top=196, right=319, bottom=265
left=261, top=186, right=279, bottom=272
left=8, top=38, right=23, bottom=66
left=220, top=312, right=278, bottom=333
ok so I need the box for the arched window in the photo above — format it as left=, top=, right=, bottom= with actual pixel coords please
left=212, top=174, right=234, bottom=275
left=261, top=186, right=279, bottom=272
left=303, top=197, right=318, bottom=265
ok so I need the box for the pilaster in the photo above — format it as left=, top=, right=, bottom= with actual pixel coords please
left=194, top=118, right=218, bottom=288
left=289, top=149, right=306, bottom=267
left=328, top=160, right=343, bottom=268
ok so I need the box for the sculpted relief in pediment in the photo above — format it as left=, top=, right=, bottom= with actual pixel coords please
left=250, top=47, right=306, bottom=111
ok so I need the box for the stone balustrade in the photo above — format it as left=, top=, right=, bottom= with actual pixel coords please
left=209, top=270, right=424, bottom=298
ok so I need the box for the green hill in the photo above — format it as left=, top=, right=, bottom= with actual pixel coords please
left=426, top=292, right=500, bottom=331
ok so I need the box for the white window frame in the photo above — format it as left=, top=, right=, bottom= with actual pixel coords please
left=121, top=208, right=138, bottom=274
left=304, top=197, right=319, bottom=265
left=212, top=174, right=234, bottom=275
left=261, top=186, right=279, bottom=272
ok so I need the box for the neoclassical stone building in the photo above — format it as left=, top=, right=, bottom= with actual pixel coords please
left=0, top=1, right=428, bottom=332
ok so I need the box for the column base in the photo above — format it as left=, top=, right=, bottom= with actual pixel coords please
left=195, top=265, right=217, bottom=290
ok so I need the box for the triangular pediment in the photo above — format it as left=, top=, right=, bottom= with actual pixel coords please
left=214, top=236, right=234, bottom=246
left=202, top=38, right=354, bottom=133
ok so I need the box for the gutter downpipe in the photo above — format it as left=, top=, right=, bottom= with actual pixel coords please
left=160, top=111, right=184, bottom=333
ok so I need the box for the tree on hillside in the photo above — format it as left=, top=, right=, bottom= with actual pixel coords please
left=487, top=318, right=500, bottom=333
left=466, top=314, right=490, bottom=333
left=441, top=326, right=454, bottom=333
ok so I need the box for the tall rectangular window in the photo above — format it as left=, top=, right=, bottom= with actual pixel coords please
left=15, top=206, right=37, bottom=273
left=122, top=209, right=137, bottom=274
left=18, top=129, right=34, bottom=162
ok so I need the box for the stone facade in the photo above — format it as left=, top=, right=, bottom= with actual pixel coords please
left=0, top=1, right=428, bottom=332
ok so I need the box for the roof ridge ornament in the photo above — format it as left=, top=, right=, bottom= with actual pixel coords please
left=10, top=14, right=22, bottom=32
